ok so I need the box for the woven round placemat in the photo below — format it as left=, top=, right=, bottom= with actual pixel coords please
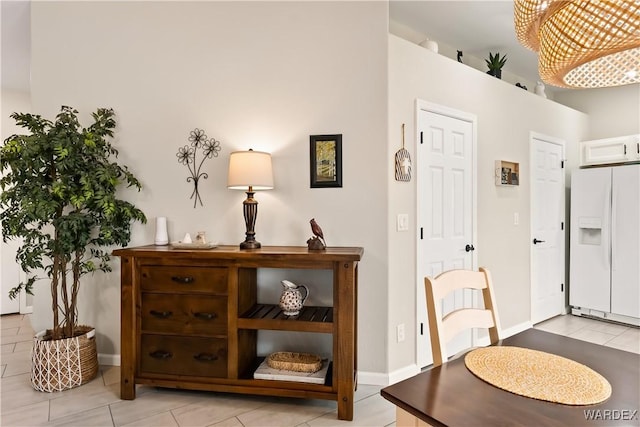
left=464, top=346, right=611, bottom=405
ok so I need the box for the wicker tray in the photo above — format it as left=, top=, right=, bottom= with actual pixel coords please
left=266, top=352, right=322, bottom=373
left=170, top=241, right=217, bottom=249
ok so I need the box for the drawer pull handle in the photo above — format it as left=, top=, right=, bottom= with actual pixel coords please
left=194, top=312, right=217, bottom=320
left=149, top=350, right=172, bottom=359
left=150, top=310, right=173, bottom=318
left=194, top=353, right=219, bottom=362
left=171, top=276, right=195, bottom=284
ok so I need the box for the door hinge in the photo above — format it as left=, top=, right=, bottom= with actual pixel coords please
left=420, top=323, right=424, bottom=335
left=420, top=131, right=424, bottom=144
left=561, top=222, right=564, bottom=230
left=420, top=227, right=424, bottom=239
left=561, top=160, right=565, bottom=168
left=561, top=283, right=564, bottom=292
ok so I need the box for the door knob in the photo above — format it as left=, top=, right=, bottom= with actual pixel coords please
left=465, top=244, right=475, bottom=252
left=533, top=238, right=545, bottom=244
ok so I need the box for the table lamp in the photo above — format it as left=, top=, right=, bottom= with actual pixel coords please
left=227, top=149, right=274, bottom=249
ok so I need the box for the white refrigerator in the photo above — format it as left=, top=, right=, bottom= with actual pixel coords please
left=569, top=164, right=640, bottom=325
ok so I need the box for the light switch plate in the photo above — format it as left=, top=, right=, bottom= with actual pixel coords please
left=397, top=214, right=409, bottom=231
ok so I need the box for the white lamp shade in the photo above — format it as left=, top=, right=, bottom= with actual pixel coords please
left=227, top=150, right=274, bottom=190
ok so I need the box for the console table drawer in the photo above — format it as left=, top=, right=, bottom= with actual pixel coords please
left=140, top=266, right=227, bottom=294
left=141, top=294, right=227, bottom=335
left=140, top=334, right=228, bottom=377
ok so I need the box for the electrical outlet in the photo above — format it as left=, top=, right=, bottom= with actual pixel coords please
left=397, top=323, right=405, bottom=342
left=397, top=214, right=409, bottom=232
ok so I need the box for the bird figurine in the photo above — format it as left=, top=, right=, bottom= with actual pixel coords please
left=310, top=218, right=326, bottom=244
left=308, top=218, right=326, bottom=250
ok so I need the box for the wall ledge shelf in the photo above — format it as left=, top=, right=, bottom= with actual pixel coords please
left=495, top=160, right=520, bottom=186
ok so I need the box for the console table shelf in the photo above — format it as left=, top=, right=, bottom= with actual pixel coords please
left=238, top=304, right=333, bottom=332
left=113, top=245, right=363, bottom=421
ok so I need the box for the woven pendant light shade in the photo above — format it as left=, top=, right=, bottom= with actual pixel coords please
left=514, top=0, right=640, bottom=88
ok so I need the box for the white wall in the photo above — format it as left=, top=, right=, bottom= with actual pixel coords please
left=19, top=1, right=627, bottom=381
left=389, top=19, right=544, bottom=102
left=30, top=1, right=389, bottom=374
left=554, top=84, right=640, bottom=139
left=387, top=35, right=589, bottom=372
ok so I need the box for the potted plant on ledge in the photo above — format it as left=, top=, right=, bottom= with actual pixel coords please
left=486, top=52, right=507, bottom=79
left=0, top=106, right=146, bottom=392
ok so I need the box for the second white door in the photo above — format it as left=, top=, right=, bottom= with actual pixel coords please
left=531, top=134, right=566, bottom=324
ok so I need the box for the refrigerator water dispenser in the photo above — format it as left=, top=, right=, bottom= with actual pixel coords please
left=578, top=217, right=602, bottom=245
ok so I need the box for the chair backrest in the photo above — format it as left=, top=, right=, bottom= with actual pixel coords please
left=425, top=267, right=501, bottom=367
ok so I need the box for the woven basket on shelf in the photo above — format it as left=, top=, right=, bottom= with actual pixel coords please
left=31, top=325, right=99, bottom=392
left=267, top=352, right=322, bottom=373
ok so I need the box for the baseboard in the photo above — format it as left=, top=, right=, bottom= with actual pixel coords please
left=357, top=371, right=388, bottom=386
left=358, top=364, right=420, bottom=386
left=502, top=320, right=533, bottom=338
left=98, top=353, right=120, bottom=366
left=475, top=320, right=533, bottom=347
left=387, top=363, right=421, bottom=385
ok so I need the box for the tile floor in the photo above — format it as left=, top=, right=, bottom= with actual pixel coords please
left=1, top=313, right=638, bottom=427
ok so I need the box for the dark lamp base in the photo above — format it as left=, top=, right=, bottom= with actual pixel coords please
left=240, top=240, right=261, bottom=249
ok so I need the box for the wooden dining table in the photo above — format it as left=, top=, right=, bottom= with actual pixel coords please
left=381, top=328, right=639, bottom=426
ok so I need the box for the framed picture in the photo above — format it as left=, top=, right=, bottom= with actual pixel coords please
left=310, top=134, right=342, bottom=188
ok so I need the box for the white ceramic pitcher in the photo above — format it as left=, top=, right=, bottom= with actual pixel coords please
left=279, top=280, right=309, bottom=316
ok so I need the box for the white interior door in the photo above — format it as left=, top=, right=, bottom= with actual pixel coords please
left=1, top=238, right=32, bottom=315
left=417, top=101, right=476, bottom=368
left=531, top=134, right=566, bottom=324
left=1, top=241, right=21, bottom=314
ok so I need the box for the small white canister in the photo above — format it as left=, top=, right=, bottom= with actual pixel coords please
left=154, top=217, right=169, bottom=245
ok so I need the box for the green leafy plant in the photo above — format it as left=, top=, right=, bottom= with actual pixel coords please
left=485, top=52, right=508, bottom=75
left=0, top=106, right=146, bottom=340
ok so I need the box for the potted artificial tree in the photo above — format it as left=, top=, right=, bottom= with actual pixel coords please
left=0, top=106, right=146, bottom=392
left=485, top=52, right=507, bottom=79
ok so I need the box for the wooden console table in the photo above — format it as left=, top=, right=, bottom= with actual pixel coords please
left=113, top=245, right=363, bottom=420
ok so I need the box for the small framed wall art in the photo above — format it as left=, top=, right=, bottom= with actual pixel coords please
left=310, top=134, right=342, bottom=188
left=495, top=159, right=520, bottom=186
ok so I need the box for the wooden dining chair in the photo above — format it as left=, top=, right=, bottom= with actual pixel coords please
left=425, top=267, right=502, bottom=367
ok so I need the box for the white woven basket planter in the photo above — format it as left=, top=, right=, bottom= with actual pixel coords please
left=31, top=326, right=99, bottom=392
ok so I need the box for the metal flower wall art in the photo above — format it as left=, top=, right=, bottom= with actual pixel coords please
left=176, top=128, right=222, bottom=208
